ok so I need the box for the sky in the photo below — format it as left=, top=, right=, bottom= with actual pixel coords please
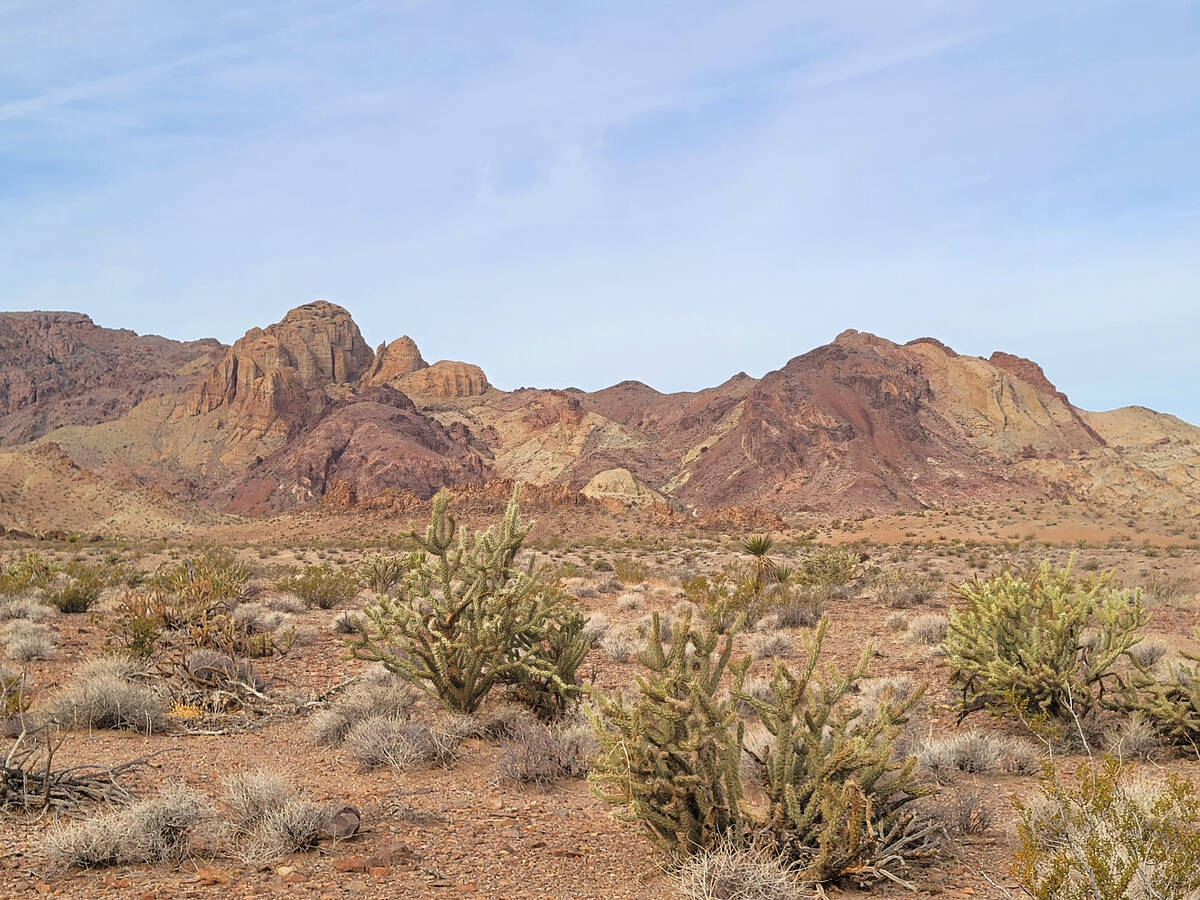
left=2, top=1, right=1198, bottom=422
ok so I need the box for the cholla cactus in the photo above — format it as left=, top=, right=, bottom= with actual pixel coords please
left=348, top=487, right=585, bottom=716
left=1114, top=628, right=1200, bottom=757
left=943, top=559, right=1147, bottom=724
left=589, top=612, right=746, bottom=856
left=737, top=618, right=935, bottom=886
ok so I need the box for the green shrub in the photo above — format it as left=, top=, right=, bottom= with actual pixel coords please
left=943, top=560, right=1146, bottom=725
left=1013, top=756, right=1200, bottom=899
left=614, top=557, right=650, bottom=584
left=43, top=567, right=105, bottom=613
left=348, top=488, right=587, bottom=716
left=798, top=547, right=861, bottom=587
left=277, top=565, right=358, bottom=609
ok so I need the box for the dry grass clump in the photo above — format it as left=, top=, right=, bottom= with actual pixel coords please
left=223, top=771, right=323, bottom=861
left=46, top=657, right=166, bottom=733
left=43, top=785, right=213, bottom=869
left=1127, top=634, right=1171, bottom=669
left=916, top=730, right=1042, bottom=781
left=769, top=588, right=826, bottom=629
left=947, top=790, right=992, bottom=835
left=497, top=714, right=596, bottom=788
left=1104, top=713, right=1163, bottom=761
left=599, top=632, right=634, bottom=663
left=615, top=593, right=643, bottom=613
left=231, top=601, right=290, bottom=634
left=678, top=837, right=804, bottom=900
left=751, top=632, right=792, bottom=660
left=856, top=676, right=920, bottom=722
left=734, top=676, right=775, bottom=718
left=3, top=619, right=55, bottom=661
left=875, top=570, right=940, bottom=609
left=0, top=595, right=52, bottom=622
left=330, top=610, right=364, bottom=635
left=884, top=612, right=908, bottom=632
left=582, top=612, right=610, bottom=647
left=905, top=614, right=948, bottom=646
left=308, top=665, right=416, bottom=746
left=344, top=714, right=477, bottom=771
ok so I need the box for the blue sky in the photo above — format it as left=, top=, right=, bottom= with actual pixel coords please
left=2, top=1, right=1198, bottom=421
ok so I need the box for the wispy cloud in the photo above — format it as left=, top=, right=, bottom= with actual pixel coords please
left=0, top=0, right=1196, bottom=421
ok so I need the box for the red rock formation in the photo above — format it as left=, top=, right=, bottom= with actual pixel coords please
left=0, top=311, right=222, bottom=444
left=186, top=301, right=373, bottom=439
left=360, top=337, right=428, bottom=387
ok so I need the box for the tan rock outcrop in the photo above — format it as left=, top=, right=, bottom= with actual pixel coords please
left=398, top=361, right=490, bottom=398
left=581, top=468, right=664, bottom=507
left=360, top=337, right=428, bottom=387
left=186, top=301, right=373, bottom=440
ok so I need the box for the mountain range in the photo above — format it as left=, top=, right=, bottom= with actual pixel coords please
left=0, top=301, right=1196, bottom=534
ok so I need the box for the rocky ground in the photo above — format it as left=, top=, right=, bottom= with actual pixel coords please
left=0, top=500, right=1196, bottom=899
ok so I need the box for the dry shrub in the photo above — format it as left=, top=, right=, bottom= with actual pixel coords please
left=1127, top=634, right=1171, bottom=669
left=308, top=665, right=416, bottom=746
left=0, top=596, right=51, bottom=622
left=497, top=714, right=596, bottom=788
left=344, top=714, right=476, bottom=771
left=875, top=570, right=940, bottom=609
left=582, top=613, right=610, bottom=647
left=905, top=614, right=948, bottom=646
left=331, top=610, right=364, bottom=635
left=884, top=612, right=908, bottom=632
left=46, top=657, right=166, bottom=733
left=769, top=587, right=826, bottom=629
left=600, top=632, right=634, bottom=663
left=751, top=633, right=792, bottom=660
left=3, top=619, right=55, bottom=661
left=916, top=730, right=1041, bottom=781
left=223, top=771, right=323, bottom=860
left=44, top=785, right=213, bottom=869
left=1104, top=713, right=1163, bottom=761
left=949, top=791, right=992, bottom=835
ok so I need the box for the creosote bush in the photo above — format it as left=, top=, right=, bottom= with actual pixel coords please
left=1013, top=757, right=1200, bottom=899
left=348, top=488, right=587, bottom=718
left=276, top=564, right=359, bottom=609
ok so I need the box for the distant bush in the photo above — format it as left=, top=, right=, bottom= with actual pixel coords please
left=797, top=547, right=861, bottom=588
left=613, top=557, right=650, bottom=584
left=875, top=570, right=940, bottom=609
left=276, top=565, right=358, bottom=610
left=43, top=565, right=107, bottom=614
left=2, top=620, right=55, bottom=662
left=357, top=553, right=406, bottom=595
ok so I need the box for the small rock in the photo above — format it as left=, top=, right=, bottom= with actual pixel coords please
left=321, top=804, right=362, bottom=840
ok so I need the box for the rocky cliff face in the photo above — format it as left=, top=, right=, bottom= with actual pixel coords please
left=185, top=301, right=373, bottom=441
left=0, top=311, right=223, bottom=445
left=1, top=302, right=1194, bottom=519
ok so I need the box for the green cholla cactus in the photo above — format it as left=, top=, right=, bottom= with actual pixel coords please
left=943, top=559, right=1147, bottom=724
left=737, top=618, right=936, bottom=886
left=1112, top=628, right=1200, bottom=757
left=588, top=612, right=746, bottom=856
left=348, top=487, right=586, bottom=716
left=1014, top=756, right=1200, bottom=899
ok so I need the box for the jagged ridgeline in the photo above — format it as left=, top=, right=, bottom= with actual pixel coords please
left=0, top=302, right=1196, bottom=533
